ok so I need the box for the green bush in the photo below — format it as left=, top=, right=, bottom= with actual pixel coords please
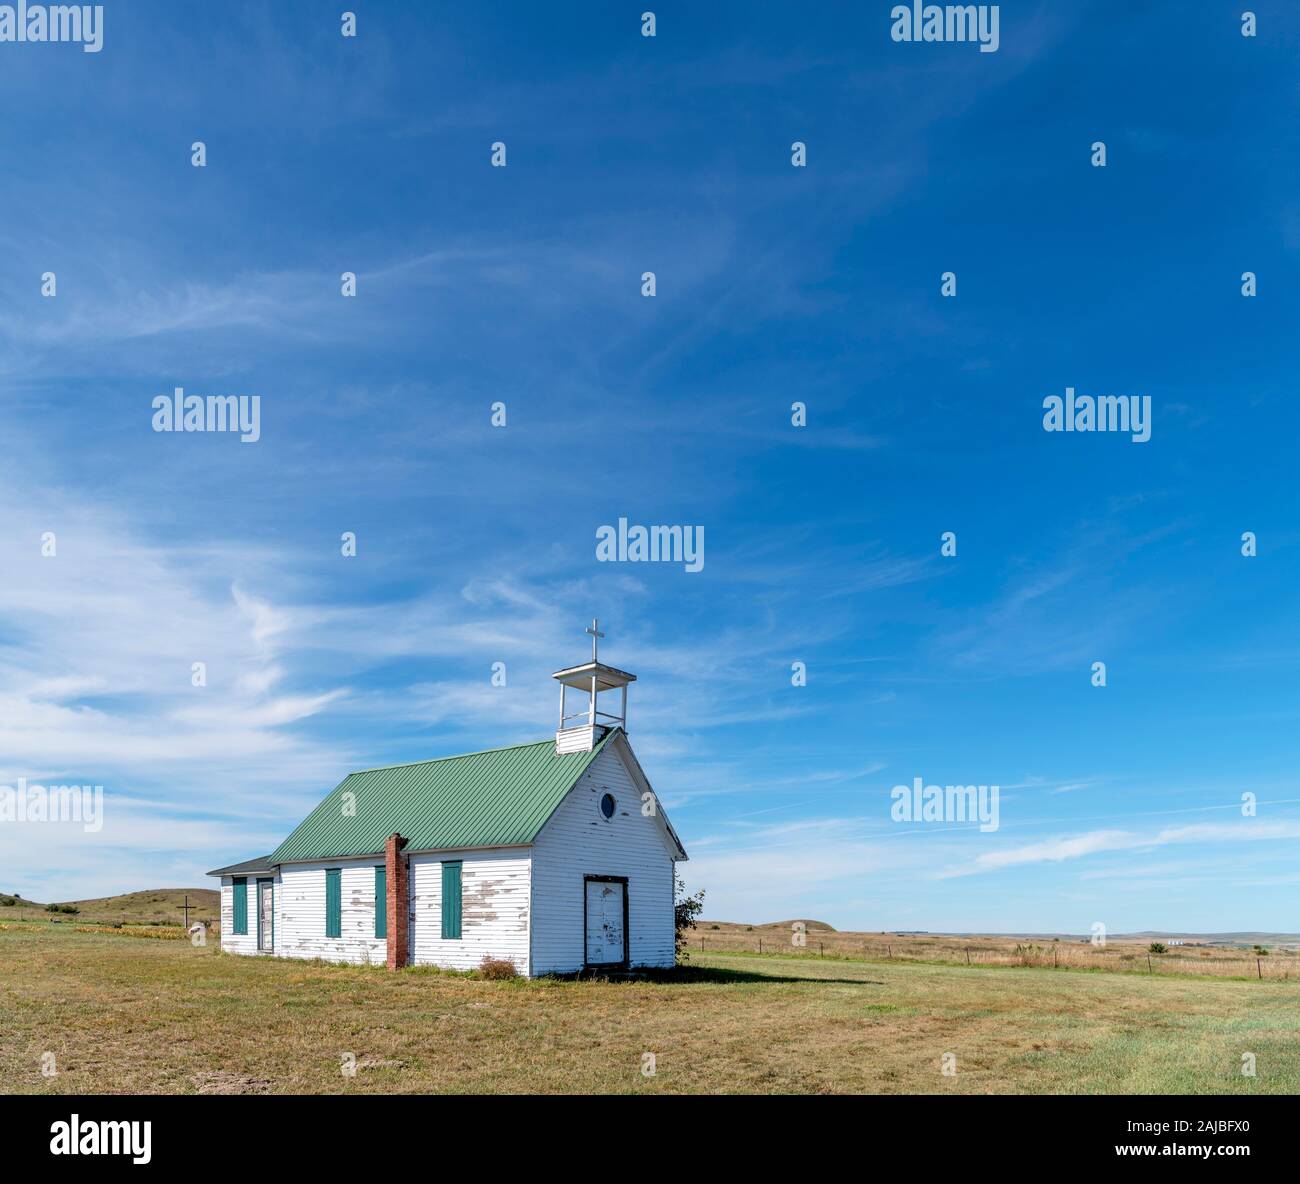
left=674, top=874, right=705, bottom=957
left=1148, top=942, right=1167, bottom=954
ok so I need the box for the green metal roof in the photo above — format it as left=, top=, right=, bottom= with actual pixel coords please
left=268, top=730, right=617, bottom=864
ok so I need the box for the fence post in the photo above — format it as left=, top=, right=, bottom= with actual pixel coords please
left=1257, top=958, right=1263, bottom=980
left=1147, top=955, right=1152, bottom=973
left=758, top=938, right=762, bottom=954
left=887, top=944, right=892, bottom=958
left=819, top=941, right=824, bottom=957
left=1053, top=947, right=1058, bottom=968
left=965, top=948, right=970, bottom=965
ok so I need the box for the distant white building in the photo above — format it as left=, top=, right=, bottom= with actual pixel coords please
left=208, top=626, right=687, bottom=976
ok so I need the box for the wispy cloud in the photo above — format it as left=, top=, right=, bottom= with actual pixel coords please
left=946, top=821, right=1300, bottom=878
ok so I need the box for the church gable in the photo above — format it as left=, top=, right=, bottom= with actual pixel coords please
left=535, top=732, right=686, bottom=861
left=529, top=734, right=683, bottom=973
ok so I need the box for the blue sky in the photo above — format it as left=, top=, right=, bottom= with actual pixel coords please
left=1, top=1, right=1298, bottom=932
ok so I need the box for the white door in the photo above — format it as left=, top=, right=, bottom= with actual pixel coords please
left=585, top=878, right=626, bottom=965
left=257, top=880, right=273, bottom=951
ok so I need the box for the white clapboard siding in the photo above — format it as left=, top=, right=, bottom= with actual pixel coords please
left=555, top=725, right=600, bottom=753
left=219, top=876, right=268, bottom=956
left=276, top=858, right=387, bottom=966
left=409, top=848, right=531, bottom=975
left=530, top=741, right=676, bottom=974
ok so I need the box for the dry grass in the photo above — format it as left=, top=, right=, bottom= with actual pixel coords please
left=693, top=922, right=1300, bottom=980
left=72, top=925, right=187, bottom=940
left=2, top=925, right=1298, bottom=1094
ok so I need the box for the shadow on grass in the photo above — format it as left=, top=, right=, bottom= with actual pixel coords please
left=634, top=964, right=885, bottom=987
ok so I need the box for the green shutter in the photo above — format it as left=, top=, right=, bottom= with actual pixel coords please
left=232, top=877, right=248, bottom=935
left=374, top=866, right=387, bottom=939
left=325, top=868, right=341, bottom=938
left=441, top=861, right=462, bottom=940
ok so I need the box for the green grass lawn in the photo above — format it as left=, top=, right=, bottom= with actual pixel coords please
left=2, top=925, right=1296, bottom=1094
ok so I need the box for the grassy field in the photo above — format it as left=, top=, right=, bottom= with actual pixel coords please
left=2, top=924, right=1297, bottom=1094
left=694, top=920, right=1300, bottom=979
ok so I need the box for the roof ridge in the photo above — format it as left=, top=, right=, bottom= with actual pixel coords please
left=342, top=737, right=553, bottom=777
left=341, top=727, right=622, bottom=778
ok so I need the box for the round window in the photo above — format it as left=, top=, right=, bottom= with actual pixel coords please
left=599, top=792, right=616, bottom=820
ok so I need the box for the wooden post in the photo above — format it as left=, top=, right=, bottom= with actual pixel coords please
left=965, top=948, right=970, bottom=965
left=1053, top=947, right=1058, bottom=968
left=177, top=894, right=192, bottom=929
left=758, top=938, right=762, bottom=954
left=819, top=941, right=824, bottom=957
left=1147, top=955, right=1152, bottom=973
left=1257, top=958, right=1263, bottom=980
left=887, top=944, right=892, bottom=958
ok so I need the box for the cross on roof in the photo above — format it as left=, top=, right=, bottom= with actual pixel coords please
left=586, top=618, right=605, bottom=663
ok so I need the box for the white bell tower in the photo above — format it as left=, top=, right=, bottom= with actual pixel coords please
left=553, top=619, right=636, bottom=753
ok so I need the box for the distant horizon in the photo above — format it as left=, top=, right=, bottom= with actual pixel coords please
left=703, top=923, right=1300, bottom=942
left=8, top=884, right=1295, bottom=945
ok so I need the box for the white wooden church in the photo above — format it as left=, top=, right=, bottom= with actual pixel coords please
left=208, top=625, right=687, bottom=976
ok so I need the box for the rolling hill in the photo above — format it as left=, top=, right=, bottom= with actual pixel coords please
left=0, top=888, right=218, bottom=926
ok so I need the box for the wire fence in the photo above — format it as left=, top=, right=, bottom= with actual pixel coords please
left=693, top=933, right=1299, bottom=980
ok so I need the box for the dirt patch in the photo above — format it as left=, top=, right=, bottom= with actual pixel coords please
left=193, top=1070, right=274, bottom=1094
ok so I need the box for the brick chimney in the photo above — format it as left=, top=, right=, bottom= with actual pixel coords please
left=385, top=832, right=409, bottom=969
